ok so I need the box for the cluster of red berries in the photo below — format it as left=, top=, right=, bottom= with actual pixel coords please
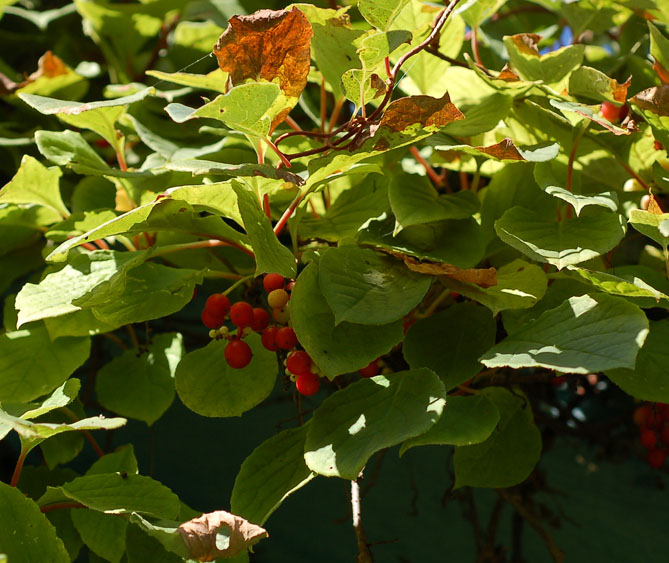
left=201, top=273, right=325, bottom=396
left=633, top=402, right=669, bottom=469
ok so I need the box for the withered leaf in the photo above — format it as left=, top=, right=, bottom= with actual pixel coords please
left=654, top=60, right=669, bottom=85
left=213, top=8, right=313, bottom=99
left=632, top=85, right=669, bottom=117
left=378, top=248, right=497, bottom=288
left=496, top=64, right=521, bottom=82
left=475, top=138, right=523, bottom=161
left=508, top=33, right=542, bottom=57
left=648, top=193, right=665, bottom=215
left=28, top=51, right=68, bottom=80
left=378, top=92, right=465, bottom=133
left=177, top=510, right=268, bottom=561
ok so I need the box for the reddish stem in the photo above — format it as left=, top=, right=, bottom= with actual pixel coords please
left=263, top=193, right=271, bottom=219
left=328, top=97, right=345, bottom=133
left=82, top=430, right=105, bottom=458
left=40, top=502, right=86, bottom=513
left=320, top=76, right=327, bottom=132
left=93, top=239, right=110, bottom=250
left=10, top=449, right=27, bottom=487
left=274, top=192, right=304, bottom=236
left=410, top=146, right=443, bottom=187
left=384, top=56, right=392, bottom=79
left=471, top=27, right=483, bottom=67
left=265, top=138, right=292, bottom=168
left=284, top=115, right=302, bottom=132
left=81, top=242, right=98, bottom=251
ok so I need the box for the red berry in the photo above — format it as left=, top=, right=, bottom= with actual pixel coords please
left=201, top=308, right=224, bottom=329
left=225, top=339, right=252, bottom=369
left=359, top=360, right=380, bottom=378
left=263, top=273, right=285, bottom=293
left=285, top=280, right=296, bottom=292
left=275, top=326, right=298, bottom=350
left=261, top=326, right=280, bottom=351
left=647, top=448, right=667, bottom=469
left=296, top=372, right=320, bottom=396
left=251, top=308, right=270, bottom=332
left=601, top=101, right=627, bottom=122
left=229, top=301, right=254, bottom=327
left=205, top=294, right=231, bottom=317
left=286, top=351, right=312, bottom=376
left=633, top=404, right=654, bottom=427
left=640, top=428, right=657, bottom=450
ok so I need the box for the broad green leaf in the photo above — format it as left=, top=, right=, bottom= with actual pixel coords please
left=39, top=473, right=180, bottom=519
left=318, top=246, right=432, bottom=325
left=0, top=481, right=69, bottom=563
left=18, top=379, right=81, bottom=420
left=649, top=22, right=669, bottom=79
left=231, top=181, right=297, bottom=278
left=429, top=135, right=560, bottom=163
left=457, top=0, right=506, bottom=26
left=481, top=294, right=649, bottom=374
left=0, top=155, right=68, bottom=217
left=175, top=334, right=277, bottom=418
left=558, top=266, right=669, bottom=308
left=358, top=29, right=412, bottom=71
left=358, top=0, right=409, bottom=30
left=534, top=178, right=619, bottom=217
left=358, top=213, right=485, bottom=268
left=0, top=326, right=90, bottom=403
left=295, top=4, right=365, bottom=95
left=304, top=369, right=446, bottom=479
left=441, top=260, right=548, bottom=316
left=607, top=319, right=669, bottom=403
left=165, top=83, right=283, bottom=141
left=400, top=394, right=500, bottom=455
left=96, top=333, right=183, bottom=425
left=125, top=522, right=183, bottom=563
left=88, top=445, right=139, bottom=476
left=291, top=262, right=404, bottom=378
left=15, top=250, right=149, bottom=326
left=495, top=206, right=627, bottom=269
left=503, top=35, right=584, bottom=84
left=71, top=511, right=127, bottom=563
left=549, top=99, right=630, bottom=135
left=44, top=309, right=118, bottom=339
left=146, top=69, right=228, bottom=92
left=454, top=387, right=541, bottom=489
left=35, top=129, right=116, bottom=177
left=86, top=262, right=202, bottom=326
left=341, top=68, right=385, bottom=111
left=231, top=425, right=315, bottom=526
left=0, top=245, right=44, bottom=294
left=404, top=302, right=496, bottom=390
left=629, top=209, right=669, bottom=251
left=388, top=173, right=479, bottom=232
left=568, top=66, right=630, bottom=104
left=46, top=210, right=119, bottom=242
left=127, top=515, right=190, bottom=559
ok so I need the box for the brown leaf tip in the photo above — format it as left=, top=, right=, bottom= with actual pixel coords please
left=177, top=510, right=268, bottom=561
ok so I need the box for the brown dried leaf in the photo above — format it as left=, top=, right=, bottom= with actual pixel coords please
left=648, top=193, right=665, bottom=215
left=654, top=60, right=669, bottom=85
left=509, top=33, right=541, bottom=57
left=496, top=64, right=521, bottom=82
left=378, top=92, right=465, bottom=133
left=32, top=51, right=68, bottom=79
left=611, top=76, right=632, bottom=103
left=177, top=510, right=268, bottom=561
left=632, top=85, right=669, bottom=117
left=213, top=8, right=313, bottom=99
left=475, top=138, right=524, bottom=161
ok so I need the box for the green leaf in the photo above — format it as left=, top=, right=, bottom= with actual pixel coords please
left=0, top=481, right=69, bottom=563
left=87, top=262, right=202, bottom=326
left=400, top=394, right=500, bottom=455
left=429, top=135, right=559, bottom=163
left=0, top=155, right=68, bottom=218
left=607, top=319, right=669, bottom=403
left=175, top=334, right=277, bottom=418
left=318, top=246, right=432, bottom=325
left=146, top=69, right=228, bottom=92
left=495, top=206, right=627, bottom=269
left=291, top=262, right=404, bottom=378
left=40, top=473, right=180, bottom=519
left=304, top=369, right=446, bottom=479
left=231, top=181, right=297, bottom=278
left=127, top=515, right=190, bottom=559
left=549, top=99, right=630, bottom=136
left=388, top=173, right=480, bottom=232
left=629, top=209, right=669, bottom=251
left=481, top=294, right=650, bottom=374
left=17, top=379, right=81, bottom=421
left=96, top=333, right=183, bottom=425
left=358, top=213, right=485, bottom=268
left=358, top=0, right=409, bottom=30
left=457, top=0, right=506, bottom=27
left=71, top=511, right=127, bottom=563
left=404, top=302, right=496, bottom=390
left=88, top=445, right=139, bottom=476
left=649, top=22, right=669, bottom=78
left=231, top=425, right=315, bottom=526
left=454, top=387, right=541, bottom=489
left=125, top=521, right=183, bottom=563
left=568, top=66, right=629, bottom=104
left=442, top=259, right=548, bottom=316
left=558, top=266, right=669, bottom=308
left=503, top=35, right=584, bottom=84
left=165, top=83, right=283, bottom=142
left=15, top=250, right=149, bottom=326
left=0, top=326, right=90, bottom=403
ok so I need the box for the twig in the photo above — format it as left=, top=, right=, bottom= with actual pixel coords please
left=10, top=448, right=28, bottom=487
left=40, top=501, right=86, bottom=513
left=410, top=146, right=443, bottom=187
left=497, top=489, right=564, bottom=563
left=351, top=475, right=374, bottom=563
left=126, top=325, right=140, bottom=349
left=471, top=27, right=483, bottom=67
left=274, top=192, right=304, bottom=236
